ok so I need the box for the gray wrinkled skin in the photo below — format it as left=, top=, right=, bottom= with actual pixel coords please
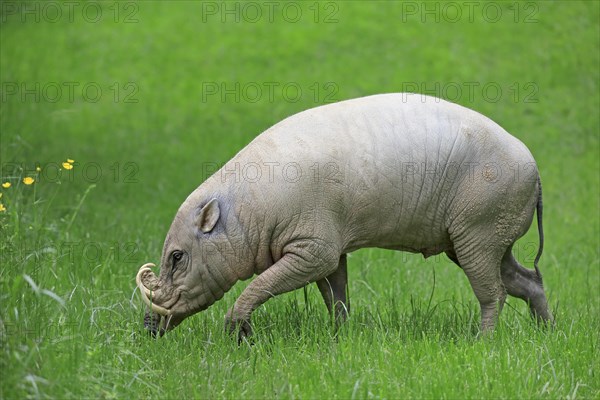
left=138, top=93, right=552, bottom=341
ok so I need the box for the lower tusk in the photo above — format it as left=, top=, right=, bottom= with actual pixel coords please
left=136, top=263, right=171, bottom=316
left=163, top=314, right=173, bottom=332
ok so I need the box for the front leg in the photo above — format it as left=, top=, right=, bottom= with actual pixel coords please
left=225, top=243, right=339, bottom=342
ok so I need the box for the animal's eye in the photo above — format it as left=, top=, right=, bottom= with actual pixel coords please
left=172, top=251, right=183, bottom=264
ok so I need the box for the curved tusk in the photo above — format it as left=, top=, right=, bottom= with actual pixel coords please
left=136, top=264, right=155, bottom=298
left=136, top=263, right=171, bottom=316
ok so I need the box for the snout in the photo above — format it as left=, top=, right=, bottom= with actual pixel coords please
left=144, top=311, right=165, bottom=337
left=137, top=263, right=185, bottom=336
left=143, top=310, right=185, bottom=337
left=136, top=263, right=171, bottom=316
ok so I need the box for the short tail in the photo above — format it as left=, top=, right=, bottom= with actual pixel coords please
left=533, top=176, right=544, bottom=284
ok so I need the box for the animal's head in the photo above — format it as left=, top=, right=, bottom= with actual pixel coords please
left=136, top=198, right=236, bottom=336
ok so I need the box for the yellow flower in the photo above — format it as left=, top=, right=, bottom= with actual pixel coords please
left=36, top=166, right=41, bottom=172
left=1, top=182, right=10, bottom=188
left=0, top=203, right=5, bottom=212
left=23, top=177, right=35, bottom=185
left=67, top=159, right=75, bottom=163
left=62, top=162, right=73, bottom=170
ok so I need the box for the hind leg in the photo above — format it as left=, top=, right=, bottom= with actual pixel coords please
left=316, top=254, right=349, bottom=323
left=501, top=248, right=553, bottom=323
left=454, top=238, right=507, bottom=333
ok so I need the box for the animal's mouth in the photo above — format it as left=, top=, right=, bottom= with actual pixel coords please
left=136, top=263, right=182, bottom=334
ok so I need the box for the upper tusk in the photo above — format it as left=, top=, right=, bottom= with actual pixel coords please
left=136, top=264, right=155, bottom=298
left=136, top=263, right=171, bottom=316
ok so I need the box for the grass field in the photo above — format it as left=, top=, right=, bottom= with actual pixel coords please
left=1, top=1, right=598, bottom=398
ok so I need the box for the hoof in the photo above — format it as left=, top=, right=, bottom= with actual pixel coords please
left=225, top=317, right=253, bottom=345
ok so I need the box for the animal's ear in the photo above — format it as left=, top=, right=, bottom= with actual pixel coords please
left=196, top=198, right=220, bottom=233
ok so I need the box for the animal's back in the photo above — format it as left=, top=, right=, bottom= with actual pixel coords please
left=238, top=93, right=533, bottom=183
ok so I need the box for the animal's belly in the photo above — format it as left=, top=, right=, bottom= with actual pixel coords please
left=378, top=243, right=451, bottom=258
left=343, top=223, right=452, bottom=257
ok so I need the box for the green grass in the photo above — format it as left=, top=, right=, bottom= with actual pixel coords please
left=1, top=1, right=598, bottom=398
